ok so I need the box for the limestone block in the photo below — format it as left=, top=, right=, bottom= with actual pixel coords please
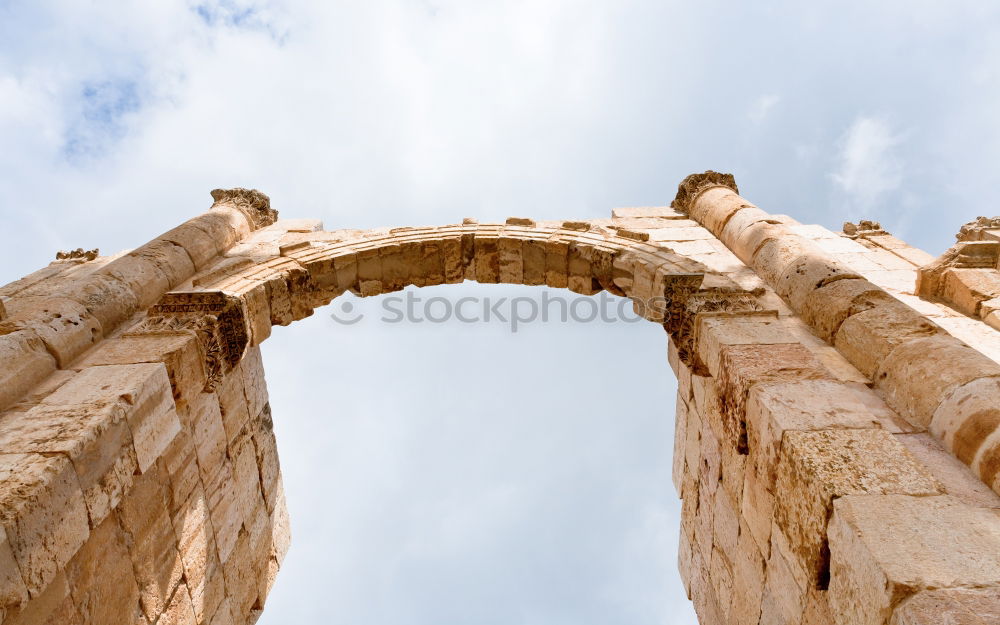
left=800, top=277, right=893, bottom=341
left=270, top=486, right=290, bottom=566
left=891, top=587, right=1000, bottom=625
left=46, top=363, right=181, bottom=473
left=0, top=453, right=89, bottom=598
left=773, top=429, right=940, bottom=590
left=498, top=236, right=524, bottom=284
left=156, top=582, right=198, bottom=625
left=171, top=483, right=225, bottom=623
left=242, top=283, right=273, bottom=346
left=696, top=420, right=721, bottom=559
left=678, top=526, right=693, bottom=599
left=521, top=238, right=546, bottom=286
left=672, top=395, right=688, bottom=495
left=204, top=459, right=245, bottom=563
left=712, top=487, right=740, bottom=559
left=774, top=253, right=862, bottom=313
left=683, top=401, right=702, bottom=496
left=544, top=239, right=570, bottom=289
left=716, top=342, right=832, bottom=454
left=116, top=467, right=185, bottom=622
left=690, top=548, right=725, bottom=625
left=695, top=313, right=789, bottom=380
left=473, top=232, right=501, bottom=284
left=723, top=209, right=776, bottom=262
left=759, top=531, right=807, bottom=625
left=230, top=433, right=265, bottom=534
left=709, top=545, right=734, bottom=622
left=208, top=598, right=237, bottom=625
left=188, top=393, right=228, bottom=485
left=240, top=347, right=269, bottom=422
left=221, top=530, right=259, bottom=619
left=933, top=376, right=1000, bottom=489
left=745, top=380, right=883, bottom=489
left=730, top=522, right=765, bottom=625
left=876, top=335, right=1000, bottom=428
left=749, top=236, right=813, bottom=286
left=720, top=441, right=746, bottom=507
left=834, top=299, right=942, bottom=378
left=611, top=206, right=684, bottom=219
left=0, top=399, right=138, bottom=527
left=251, top=406, right=282, bottom=515
left=64, top=513, right=143, bottom=625
left=217, top=369, right=251, bottom=447
left=741, top=461, right=774, bottom=558
left=802, top=588, right=834, bottom=625
left=0, top=329, right=57, bottom=412
left=943, top=268, right=1000, bottom=316
left=162, top=222, right=224, bottom=269
left=75, top=333, right=207, bottom=414
left=0, top=571, right=82, bottom=625
left=829, top=495, right=1000, bottom=625
left=99, top=252, right=174, bottom=309
left=0, top=525, right=28, bottom=610
left=895, top=432, right=1000, bottom=508
left=0, top=296, right=103, bottom=367
left=66, top=273, right=141, bottom=331
left=157, top=428, right=201, bottom=520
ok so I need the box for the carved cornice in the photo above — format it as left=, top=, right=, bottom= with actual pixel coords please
left=55, top=248, right=99, bottom=262
left=127, top=290, right=250, bottom=391
left=670, top=171, right=739, bottom=215
left=211, top=188, right=278, bottom=230
left=957, top=216, right=1000, bottom=242
left=842, top=220, right=888, bottom=239
left=662, top=286, right=767, bottom=369
left=916, top=240, right=1000, bottom=306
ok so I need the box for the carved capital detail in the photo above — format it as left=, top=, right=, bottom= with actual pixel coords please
left=55, top=248, right=99, bottom=262
left=127, top=290, right=250, bottom=391
left=957, top=216, right=1000, bottom=242
left=663, top=286, right=767, bottom=368
left=211, top=188, right=279, bottom=230
left=670, top=171, right=739, bottom=215
left=842, top=220, right=888, bottom=239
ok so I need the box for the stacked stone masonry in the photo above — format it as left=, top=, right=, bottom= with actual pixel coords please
left=1, top=176, right=1000, bottom=624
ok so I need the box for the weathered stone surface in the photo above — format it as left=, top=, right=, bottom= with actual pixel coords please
left=773, top=429, right=940, bottom=590
left=834, top=299, right=942, bottom=379
left=891, top=587, right=1000, bottom=625
left=830, top=495, right=1000, bottom=625
left=64, top=513, right=143, bottom=625
left=0, top=453, right=90, bottom=599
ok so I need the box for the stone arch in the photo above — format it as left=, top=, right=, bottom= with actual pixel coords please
left=3, top=175, right=1000, bottom=625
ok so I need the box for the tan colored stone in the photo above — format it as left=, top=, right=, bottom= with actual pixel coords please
left=891, top=587, right=1000, bottom=625
left=171, top=483, right=226, bottom=623
left=895, top=432, right=1000, bottom=507
left=157, top=582, right=198, bottom=625
left=46, top=363, right=181, bottom=473
left=672, top=395, right=688, bottom=496
left=834, top=299, right=942, bottom=378
left=1, top=571, right=82, bottom=625
left=773, top=429, right=940, bottom=590
left=204, top=458, right=245, bottom=563
left=64, top=513, right=143, bottom=624
left=0, top=524, right=28, bottom=609
left=158, top=428, right=201, bottom=518
left=117, top=466, right=185, bottom=621
left=830, top=495, right=1000, bottom=625
left=730, top=522, right=764, bottom=625
left=0, top=296, right=103, bottom=367
left=694, top=313, right=789, bottom=379
left=876, top=335, right=1000, bottom=428
left=943, top=267, right=1000, bottom=316
left=746, top=380, right=883, bottom=489
left=0, top=329, right=57, bottom=412
left=217, top=369, right=251, bottom=447
left=799, top=277, right=893, bottom=341
left=0, top=453, right=90, bottom=598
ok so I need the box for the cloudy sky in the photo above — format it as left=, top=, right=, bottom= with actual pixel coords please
left=2, top=1, right=1000, bottom=623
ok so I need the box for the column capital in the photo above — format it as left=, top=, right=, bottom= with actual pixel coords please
left=670, top=170, right=739, bottom=215
left=211, top=187, right=279, bottom=229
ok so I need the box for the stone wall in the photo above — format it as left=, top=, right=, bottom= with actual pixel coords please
left=1, top=174, right=1000, bottom=624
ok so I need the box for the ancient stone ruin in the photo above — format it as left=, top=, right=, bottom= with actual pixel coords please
left=2, top=172, right=1000, bottom=624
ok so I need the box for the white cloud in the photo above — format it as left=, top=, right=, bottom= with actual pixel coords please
left=831, top=116, right=904, bottom=211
